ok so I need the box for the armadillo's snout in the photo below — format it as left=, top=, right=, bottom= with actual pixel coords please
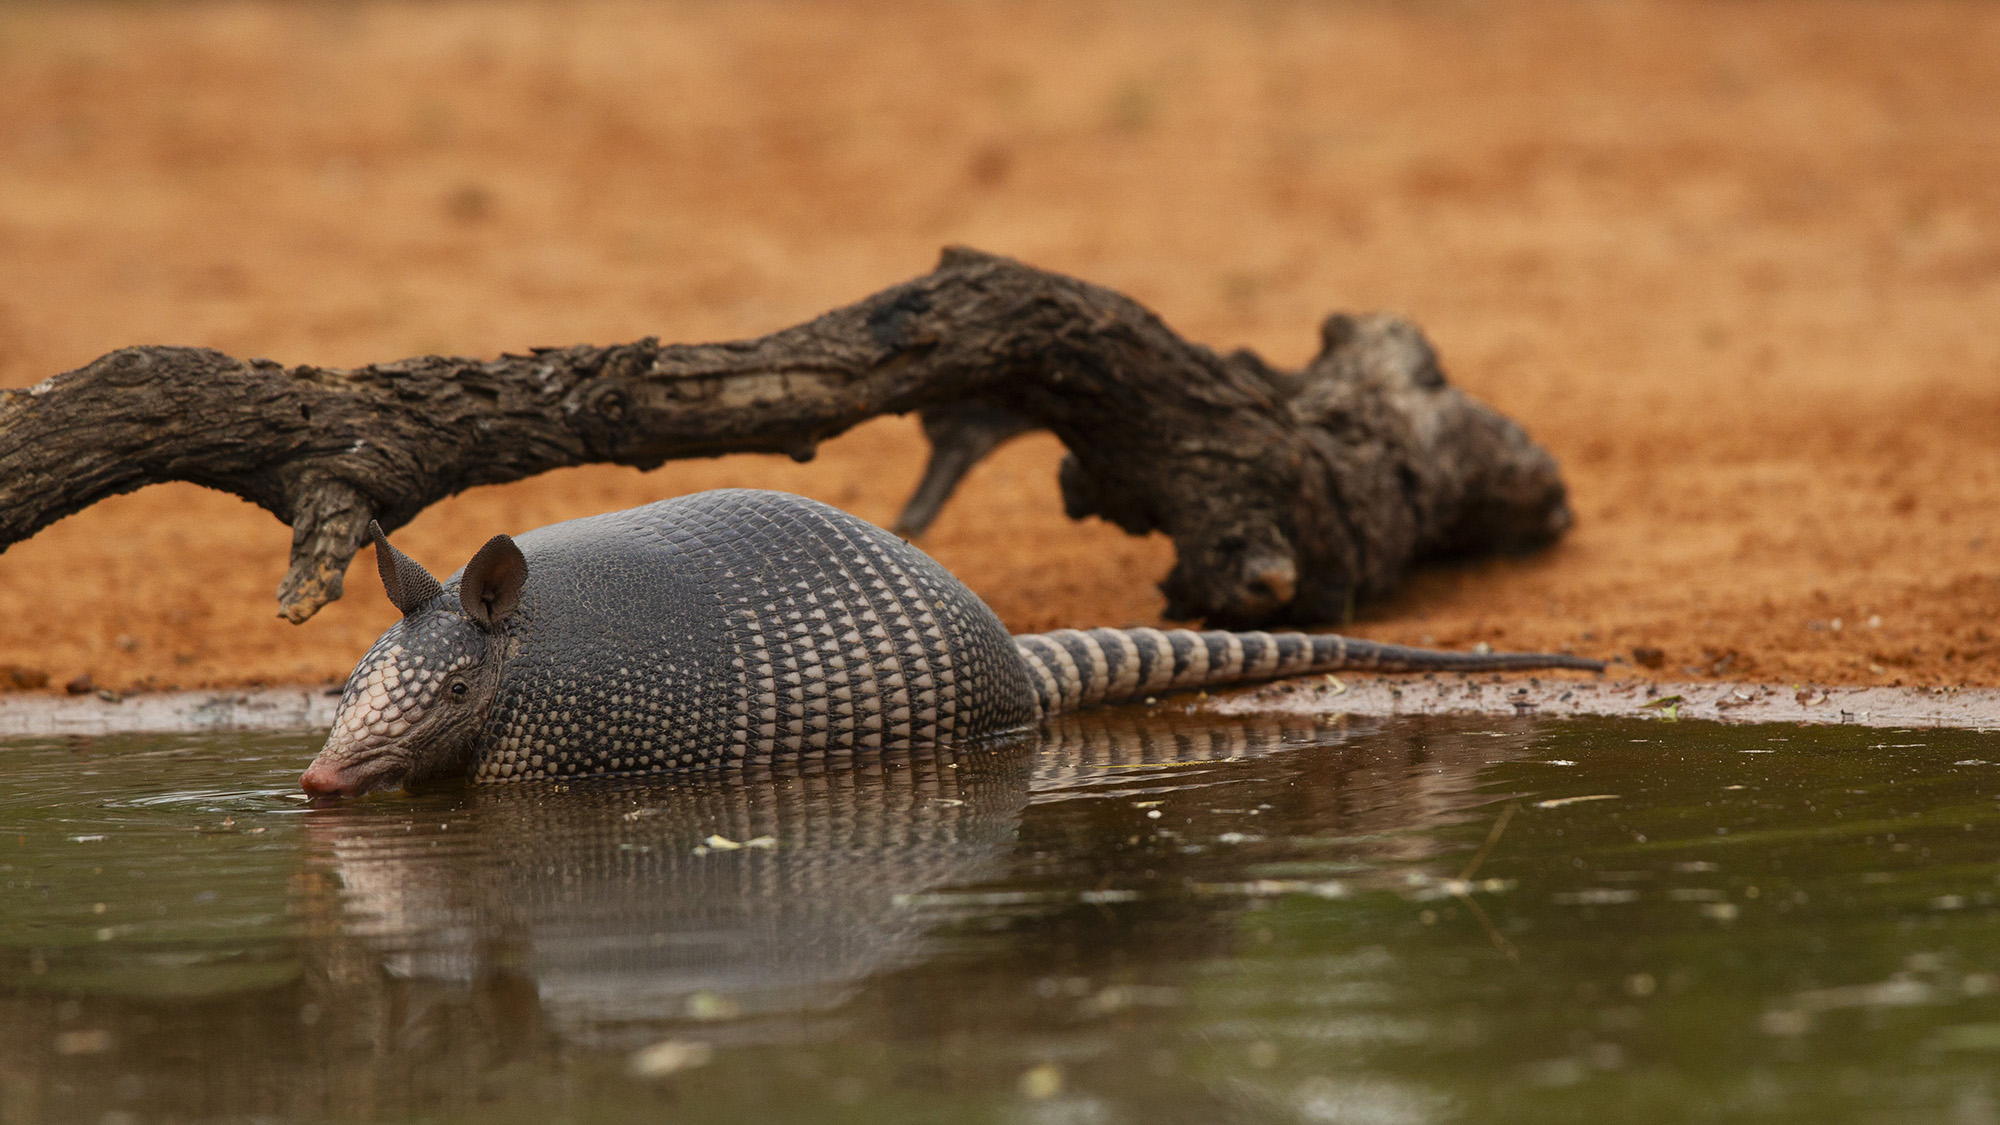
left=299, top=757, right=355, bottom=798
left=300, top=738, right=406, bottom=799
left=299, top=753, right=404, bottom=799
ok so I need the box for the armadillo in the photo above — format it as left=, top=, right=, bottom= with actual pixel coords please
left=300, top=489, right=1602, bottom=796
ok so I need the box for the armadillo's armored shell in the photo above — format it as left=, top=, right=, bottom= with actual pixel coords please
left=468, top=490, right=1038, bottom=782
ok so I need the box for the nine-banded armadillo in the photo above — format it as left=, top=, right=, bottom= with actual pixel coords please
left=300, top=489, right=1602, bottom=797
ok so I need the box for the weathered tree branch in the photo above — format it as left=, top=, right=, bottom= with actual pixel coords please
left=0, top=248, right=1574, bottom=626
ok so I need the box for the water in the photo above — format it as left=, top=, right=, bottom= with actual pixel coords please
left=4, top=711, right=2000, bottom=1123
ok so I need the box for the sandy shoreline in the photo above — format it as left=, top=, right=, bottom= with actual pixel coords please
left=7, top=676, right=1997, bottom=739
left=3, top=0, right=1998, bottom=694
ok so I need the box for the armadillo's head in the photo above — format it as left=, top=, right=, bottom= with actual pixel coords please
left=301, top=523, right=527, bottom=799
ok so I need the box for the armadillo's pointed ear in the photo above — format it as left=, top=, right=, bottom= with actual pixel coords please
left=370, top=520, right=445, bottom=616
left=460, top=534, right=528, bottom=629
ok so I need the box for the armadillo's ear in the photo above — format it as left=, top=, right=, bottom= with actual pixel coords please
left=460, top=534, right=528, bottom=629
left=370, top=520, right=445, bottom=616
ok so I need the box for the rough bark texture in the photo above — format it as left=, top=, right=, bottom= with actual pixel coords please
left=0, top=248, right=1573, bottom=626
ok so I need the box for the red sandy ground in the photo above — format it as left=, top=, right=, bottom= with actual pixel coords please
left=0, top=0, right=1997, bottom=694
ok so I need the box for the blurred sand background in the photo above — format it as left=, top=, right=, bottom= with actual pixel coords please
left=0, top=0, right=1996, bottom=692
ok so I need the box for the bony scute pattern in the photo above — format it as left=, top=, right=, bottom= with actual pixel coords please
left=1008, top=626, right=1598, bottom=717
left=304, top=489, right=1602, bottom=797
left=324, top=613, right=481, bottom=772
left=458, top=491, right=1037, bottom=787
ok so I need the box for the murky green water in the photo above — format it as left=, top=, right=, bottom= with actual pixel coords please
left=5, top=710, right=2000, bottom=1123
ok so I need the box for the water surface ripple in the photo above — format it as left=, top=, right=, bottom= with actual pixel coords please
left=4, top=714, right=2000, bottom=1122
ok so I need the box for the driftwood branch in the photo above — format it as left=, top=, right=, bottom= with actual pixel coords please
left=0, top=248, right=1574, bottom=626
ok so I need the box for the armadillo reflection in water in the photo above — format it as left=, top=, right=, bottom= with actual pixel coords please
left=301, top=489, right=1603, bottom=797
left=302, top=709, right=1505, bottom=1041
left=312, top=741, right=1034, bottom=1026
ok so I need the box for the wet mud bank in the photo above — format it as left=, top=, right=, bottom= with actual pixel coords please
left=4, top=676, right=2000, bottom=738
left=0, top=688, right=338, bottom=738
left=1205, top=675, right=2000, bottom=730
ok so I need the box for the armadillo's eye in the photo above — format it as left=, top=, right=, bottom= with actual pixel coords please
left=449, top=679, right=469, bottom=697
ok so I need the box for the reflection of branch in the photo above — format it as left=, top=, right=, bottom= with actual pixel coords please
left=0, top=248, right=1575, bottom=626
left=1456, top=891, right=1521, bottom=963
left=1456, top=802, right=1522, bottom=962
left=1458, top=801, right=1518, bottom=882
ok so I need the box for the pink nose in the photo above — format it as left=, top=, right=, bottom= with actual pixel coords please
left=299, top=760, right=353, bottom=798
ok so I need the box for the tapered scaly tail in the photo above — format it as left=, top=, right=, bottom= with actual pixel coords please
left=1012, top=628, right=1604, bottom=717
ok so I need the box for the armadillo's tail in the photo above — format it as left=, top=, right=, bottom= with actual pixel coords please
left=1013, top=627, right=1604, bottom=717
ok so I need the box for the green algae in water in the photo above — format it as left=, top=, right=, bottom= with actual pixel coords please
left=3, top=714, right=2000, bottom=1123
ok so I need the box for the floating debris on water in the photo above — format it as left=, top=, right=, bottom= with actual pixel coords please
left=1533, top=794, right=1621, bottom=809
left=627, top=1039, right=713, bottom=1079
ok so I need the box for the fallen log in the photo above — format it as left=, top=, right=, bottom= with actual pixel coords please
left=0, top=248, right=1574, bottom=627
